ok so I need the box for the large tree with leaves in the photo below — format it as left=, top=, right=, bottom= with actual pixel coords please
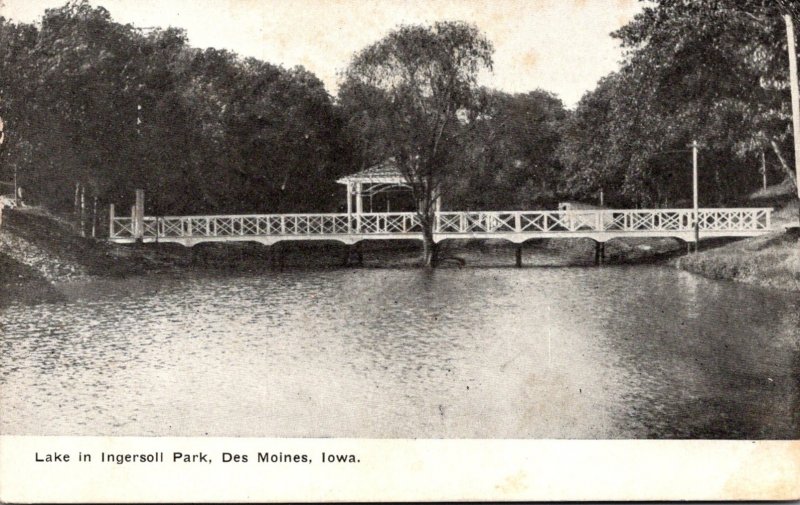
left=341, top=21, right=493, bottom=266
left=1, top=1, right=353, bottom=227
left=560, top=0, right=800, bottom=208
left=450, top=89, right=567, bottom=210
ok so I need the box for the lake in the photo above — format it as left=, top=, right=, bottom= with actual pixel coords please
left=1, top=262, right=798, bottom=438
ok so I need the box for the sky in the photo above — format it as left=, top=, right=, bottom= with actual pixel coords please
left=0, top=0, right=644, bottom=107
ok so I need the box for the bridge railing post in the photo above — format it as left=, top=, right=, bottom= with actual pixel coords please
left=514, top=212, right=521, bottom=232
left=108, top=204, right=115, bottom=238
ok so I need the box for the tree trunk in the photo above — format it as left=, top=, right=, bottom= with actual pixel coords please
left=421, top=227, right=438, bottom=267
left=770, top=139, right=798, bottom=188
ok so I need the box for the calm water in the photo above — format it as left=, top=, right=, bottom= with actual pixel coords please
left=1, top=263, right=798, bottom=438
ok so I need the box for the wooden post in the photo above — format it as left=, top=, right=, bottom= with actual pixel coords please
left=355, top=182, right=363, bottom=214
left=134, top=189, right=145, bottom=242
left=355, top=182, right=363, bottom=234
left=91, top=195, right=97, bottom=238
left=785, top=15, right=800, bottom=207
left=341, top=244, right=351, bottom=267
left=355, top=241, right=363, bottom=266
left=79, top=185, right=85, bottom=237
left=271, top=243, right=285, bottom=271
left=355, top=182, right=363, bottom=233
left=13, top=164, right=18, bottom=206
left=109, top=204, right=115, bottom=238
left=692, top=140, right=699, bottom=252
left=74, top=182, right=80, bottom=223
left=346, top=181, right=352, bottom=233
left=515, top=243, right=522, bottom=267
left=594, top=241, right=605, bottom=265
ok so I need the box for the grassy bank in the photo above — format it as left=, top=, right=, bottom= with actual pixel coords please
left=0, top=252, right=65, bottom=306
left=675, top=230, right=800, bottom=292
left=674, top=200, right=800, bottom=292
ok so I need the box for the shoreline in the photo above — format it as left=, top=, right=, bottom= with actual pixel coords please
left=674, top=229, right=800, bottom=293
left=0, top=234, right=687, bottom=308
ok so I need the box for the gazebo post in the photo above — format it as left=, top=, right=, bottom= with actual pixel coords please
left=336, top=159, right=410, bottom=235
left=355, top=182, right=363, bottom=232
left=346, top=181, right=353, bottom=233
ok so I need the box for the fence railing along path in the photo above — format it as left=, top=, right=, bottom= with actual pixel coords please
left=108, top=208, right=773, bottom=246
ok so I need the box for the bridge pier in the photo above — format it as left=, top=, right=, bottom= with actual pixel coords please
left=355, top=242, right=364, bottom=266
left=594, top=242, right=606, bottom=265
left=341, top=243, right=364, bottom=267
left=270, top=244, right=285, bottom=271
left=341, top=245, right=351, bottom=267
left=515, top=244, right=523, bottom=267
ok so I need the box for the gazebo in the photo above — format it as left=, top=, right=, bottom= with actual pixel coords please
left=336, top=158, right=441, bottom=215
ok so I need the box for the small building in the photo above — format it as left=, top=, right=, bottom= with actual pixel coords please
left=336, top=158, right=441, bottom=214
left=558, top=201, right=607, bottom=211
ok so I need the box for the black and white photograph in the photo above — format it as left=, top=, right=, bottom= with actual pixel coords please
left=0, top=0, right=798, bottom=501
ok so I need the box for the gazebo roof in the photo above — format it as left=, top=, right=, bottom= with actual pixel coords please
left=337, top=158, right=407, bottom=185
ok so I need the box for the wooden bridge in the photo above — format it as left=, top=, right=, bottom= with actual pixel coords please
left=109, top=207, right=773, bottom=247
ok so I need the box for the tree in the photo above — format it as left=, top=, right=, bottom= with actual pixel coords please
left=451, top=89, right=567, bottom=210
left=341, top=21, right=493, bottom=266
left=558, top=1, right=800, bottom=209
left=0, top=1, right=354, bottom=219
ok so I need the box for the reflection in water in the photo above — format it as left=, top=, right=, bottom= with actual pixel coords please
left=1, top=265, right=798, bottom=438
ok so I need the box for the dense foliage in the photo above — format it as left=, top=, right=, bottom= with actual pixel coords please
left=0, top=2, right=353, bottom=216
left=1, top=0, right=798, bottom=228
left=558, top=0, right=800, bottom=207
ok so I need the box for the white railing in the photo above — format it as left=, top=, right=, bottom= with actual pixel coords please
left=435, top=208, right=771, bottom=233
left=110, top=212, right=422, bottom=239
left=110, top=208, right=772, bottom=240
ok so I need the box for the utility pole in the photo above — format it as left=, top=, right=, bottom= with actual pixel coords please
left=785, top=15, right=800, bottom=215
left=692, top=140, right=699, bottom=251
left=0, top=116, right=8, bottom=207
left=13, top=164, right=18, bottom=207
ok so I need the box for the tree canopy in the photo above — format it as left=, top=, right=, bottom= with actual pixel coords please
left=1, top=0, right=798, bottom=241
left=559, top=0, right=800, bottom=207
left=340, top=21, right=494, bottom=264
left=0, top=2, right=353, bottom=216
